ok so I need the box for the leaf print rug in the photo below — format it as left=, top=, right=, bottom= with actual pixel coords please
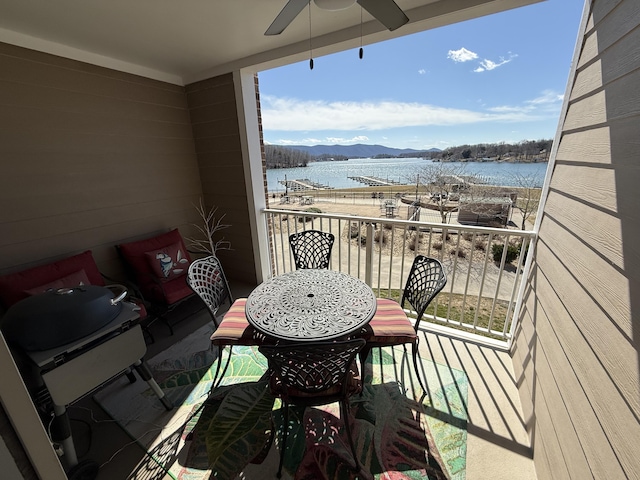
left=94, top=323, right=468, bottom=479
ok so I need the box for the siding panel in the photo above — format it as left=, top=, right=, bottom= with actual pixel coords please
left=539, top=217, right=631, bottom=337
left=0, top=43, right=201, bottom=275
left=543, top=190, right=623, bottom=269
left=536, top=239, right=635, bottom=478
left=563, top=90, right=607, bottom=130
left=0, top=80, right=191, bottom=124
left=570, top=58, right=603, bottom=99
left=530, top=338, right=591, bottom=479
left=549, top=163, right=618, bottom=212
left=1, top=103, right=194, bottom=139
left=577, top=28, right=598, bottom=70
left=554, top=128, right=611, bottom=164
left=185, top=73, right=258, bottom=285
left=590, top=0, right=640, bottom=52
left=0, top=44, right=185, bottom=106
left=512, top=293, right=536, bottom=429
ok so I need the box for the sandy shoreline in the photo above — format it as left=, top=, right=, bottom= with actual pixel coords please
left=266, top=192, right=455, bottom=224
left=266, top=182, right=535, bottom=228
left=267, top=185, right=535, bottom=228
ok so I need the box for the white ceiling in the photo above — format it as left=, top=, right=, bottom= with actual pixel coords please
left=0, top=0, right=544, bottom=85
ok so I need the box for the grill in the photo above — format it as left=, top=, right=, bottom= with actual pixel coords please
left=1, top=288, right=173, bottom=479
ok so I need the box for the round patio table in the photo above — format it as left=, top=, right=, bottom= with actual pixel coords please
left=245, top=269, right=377, bottom=342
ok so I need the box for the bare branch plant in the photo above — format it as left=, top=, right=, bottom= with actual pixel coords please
left=187, top=199, right=232, bottom=256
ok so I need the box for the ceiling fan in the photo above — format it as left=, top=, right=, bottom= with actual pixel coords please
left=265, top=0, right=409, bottom=36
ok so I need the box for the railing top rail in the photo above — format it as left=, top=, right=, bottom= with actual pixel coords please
left=263, top=208, right=537, bottom=238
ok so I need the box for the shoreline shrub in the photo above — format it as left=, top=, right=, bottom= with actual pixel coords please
left=492, top=242, right=519, bottom=263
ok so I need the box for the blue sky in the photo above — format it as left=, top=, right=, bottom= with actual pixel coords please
left=258, top=0, right=585, bottom=150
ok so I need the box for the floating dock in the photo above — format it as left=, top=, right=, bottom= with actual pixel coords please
left=278, top=178, right=333, bottom=191
left=348, top=175, right=404, bottom=186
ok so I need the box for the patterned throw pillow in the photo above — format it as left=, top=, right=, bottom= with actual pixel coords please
left=144, top=243, right=190, bottom=281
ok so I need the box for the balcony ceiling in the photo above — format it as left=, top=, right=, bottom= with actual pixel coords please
left=0, top=0, right=543, bottom=85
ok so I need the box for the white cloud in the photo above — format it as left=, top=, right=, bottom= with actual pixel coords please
left=326, top=135, right=370, bottom=144
left=487, top=105, right=527, bottom=113
left=275, top=135, right=370, bottom=145
left=260, top=94, right=553, bottom=133
left=447, top=47, right=478, bottom=62
left=418, top=69, right=427, bottom=75
left=526, top=89, right=564, bottom=105
left=474, top=53, right=518, bottom=72
left=448, top=49, right=517, bottom=72
left=275, top=137, right=322, bottom=145
left=488, top=90, right=564, bottom=117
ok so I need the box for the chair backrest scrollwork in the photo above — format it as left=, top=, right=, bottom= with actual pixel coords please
left=401, top=255, right=447, bottom=331
left=259, top=338, right=365, bottom=402
left=288, top=230, right=335, bottom=270
left=186, top=255, right=233, bottom=326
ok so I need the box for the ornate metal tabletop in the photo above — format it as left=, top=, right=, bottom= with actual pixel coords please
left=245, top=269, right=377, bottom=341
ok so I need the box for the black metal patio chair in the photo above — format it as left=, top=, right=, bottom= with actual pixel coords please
left=187, top=255, right=265, bottom=387
left=186, top=255, right=234, bottom=320
left=288, top=229, right=335, bottom=269
left=259, top=338, right=366, bottom=478
left=361, top=255, right=447, bottom=393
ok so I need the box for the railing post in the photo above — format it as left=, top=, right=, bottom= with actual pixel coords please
left=365, top=222, right=374, bottom=286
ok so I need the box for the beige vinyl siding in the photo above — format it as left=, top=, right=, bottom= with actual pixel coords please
left=0, top=42, right=203, bottom=279
left=185, top=74, right=259, bottom=284
left=513, top=0, right=640, bottom=478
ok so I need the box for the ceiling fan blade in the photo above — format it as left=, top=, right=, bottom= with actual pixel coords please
left=265, top=0, right=312, bottom=35
left=357, top=0, right=409, bottom=31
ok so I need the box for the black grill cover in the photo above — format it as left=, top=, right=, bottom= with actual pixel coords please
left=0, top=286, right=123, bottom=351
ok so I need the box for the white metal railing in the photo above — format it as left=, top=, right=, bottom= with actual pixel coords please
left=263, top=208, right=536, bottom=345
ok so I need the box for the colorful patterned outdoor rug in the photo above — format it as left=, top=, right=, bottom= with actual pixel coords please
left=94, top=323, right=468, bottom=480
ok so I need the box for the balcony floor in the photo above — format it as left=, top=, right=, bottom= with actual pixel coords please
left=416, top=327, right=536, bottom=480
left=69, top=280, right=536, bottom=480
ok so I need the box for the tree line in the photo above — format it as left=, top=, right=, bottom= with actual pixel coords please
left=265, top=145, right=312, bottom=168
left=428, top=139, right=552, bottom=162
left=386, top=139, right=552, bottom=162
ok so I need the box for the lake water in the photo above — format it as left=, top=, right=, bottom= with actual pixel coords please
left=266, top=157, right=548, bottom=192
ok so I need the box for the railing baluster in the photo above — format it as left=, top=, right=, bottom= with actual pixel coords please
left=357, top=221, right=362, bottom=279
left=337, top=217, right=342, bottom=272
left=446, top=230, right=463, bottom=323
left=347, top=220, right=353, bottom=277
left=365, top=222, right=374, bottom=287
left=504, top=236, right=529, bottom=337
left=398, top=223, right=408, bottom=293
left=459, top=232, right=476, bottom=327
left=376, top=223, right=383, bottom=296
left=276, top=212, right=284, bottom=276
left=386, top=223, right=395, bottom=295
left=473, top=232, right=494, bottom=331
left=489, top=233, right=510, bottom=333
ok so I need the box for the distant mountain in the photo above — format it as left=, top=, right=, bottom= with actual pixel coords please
left=282, top=143, right=441, bottom=158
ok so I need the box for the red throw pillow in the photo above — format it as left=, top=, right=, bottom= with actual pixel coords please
left=23, top=269, right=90, bottom=296
left=117, top=229, right=192, bottom=304
left=144, top=243, right=190, bottom=282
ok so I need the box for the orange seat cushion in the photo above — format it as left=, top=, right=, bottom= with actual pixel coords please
left=211, top=298, right=264, bottom=345
left=361, top=298, right=417, bottom=344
